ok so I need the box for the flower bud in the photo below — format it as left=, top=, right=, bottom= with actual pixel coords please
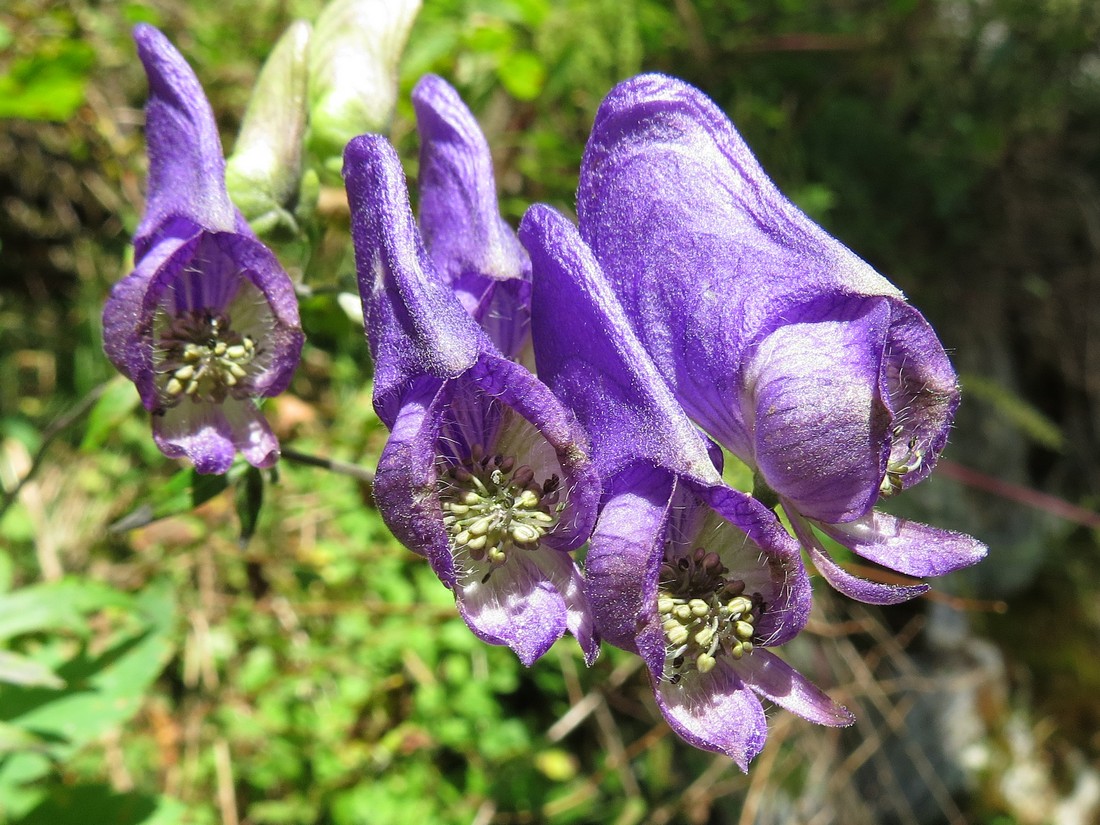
left=308, top=0, right=421, bottom=177
left=225, top=20, right=311, bottom=235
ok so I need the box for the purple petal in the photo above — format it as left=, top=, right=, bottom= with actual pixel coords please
left=743, top=294, right=892, bottom=523
left=821, top=510, right=988, bottom=578
left=222, top=398, right=280, bottom=469
left=152, top=400, right=239, bottom=475
left=576, top=74, right=902, bottom=457
left=584, top=463, right=676, bottom=652
left=413, top=74, right=530, bottom=288
left=654, top=660, right=768, bottom=771
left=132, top=25, right=237, bottom=256
left=882, top=302, right=961, bottom=491
left=521, top=204, right=719, bottom=485
left=152, top=396, right=279, bottom=472
left=456, top=553, right=569, bottom=667
left=414, top=75, right=532, bottom=359
left=738, top=649, right=854, bottom=727
left=123, top=231, right=303, bottom=412
left=103, top=231, right=195, bottom=390
left=343, top=134, right=485, bottom=427
left=459, top=355, right=600, bottom=551
left=197, top=232, right=304, bottom=396
left=788, top=510, right=929, bottom=605
left=464, top=276, right=532, bottom=363
left=373, top=360, right=599, bottom=665
left=688, top=482, right=810, bottom=647
left=372, top=379, right=451, bottom=569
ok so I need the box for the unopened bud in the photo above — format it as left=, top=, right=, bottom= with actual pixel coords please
left=308, top=0, right=422, bottom=177
left=226, top=20, right=312, bottom=235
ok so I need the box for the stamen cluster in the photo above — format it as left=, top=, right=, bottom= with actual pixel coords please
left=439, top=444, right=563, bottom=569
left=156, top=310, right=258, bottom=405
left=658, top=547, right=762, bottom=682
left=879, top=426, right=924, bottom=498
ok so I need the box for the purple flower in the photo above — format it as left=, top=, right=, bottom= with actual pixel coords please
left=576, top=74, right=986, bottom=604
left=344, top=134, right=600, bottom=666
left=103, top=25, right=303, bottom=474
left=520, top=205, right=852, bottom=769
left=412, top=74, right=532, bottom=361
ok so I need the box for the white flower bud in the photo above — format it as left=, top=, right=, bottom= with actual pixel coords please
left=226, top=20, right=312, bottom=234
left=308, top=0, right=422, bottom=176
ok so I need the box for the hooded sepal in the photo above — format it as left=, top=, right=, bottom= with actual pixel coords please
left=413, top=74, right=532, bottom=359
left=132, top=24, right=238, bottom=256
left=344, top=134, right=484, bottom=427
left=521, top=203, right=719, bottom=485
left=742, top=293, right=893, bottom=524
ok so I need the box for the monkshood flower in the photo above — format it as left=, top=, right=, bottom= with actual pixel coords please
left=103, top=25, right=303, bottom=474
left=412, top=74, right=531, bottom=361
left=576, top=74, right=986, bottom=604
left=344, top=134, right=600, bottom=665
left=520, top=205, right=852, bottom=768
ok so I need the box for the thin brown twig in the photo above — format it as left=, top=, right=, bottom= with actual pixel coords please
left=937, top=457, right=1100, bottom=529
left=280, top=446, right=375, bottom=485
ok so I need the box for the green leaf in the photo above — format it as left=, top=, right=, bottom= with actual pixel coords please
left=0, top=40, right=95, bottom=122
left=0, top=721, right=59, bottom=756
left=0, top=579, right=176, bottom=754
left=80, top=377, right=140, bottom=452
left=234, top=465, right=265, bottom=546
left=0, top=652, right=64, bottom=689
left=0, top=579, right=133, bottom=640
left=109, top=467, right=229, bottom=533
left=12, top=784, right=186, bottom=825
left=497, top=50, right=547, bottom=101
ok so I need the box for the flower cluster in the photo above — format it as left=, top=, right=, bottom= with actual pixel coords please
left=104, top=23, right=986, bottom=769
left=344, top=74, right=986, bottom=768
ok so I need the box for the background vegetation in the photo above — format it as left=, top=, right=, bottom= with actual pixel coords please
left=1, top=0, right=1099, bottom=823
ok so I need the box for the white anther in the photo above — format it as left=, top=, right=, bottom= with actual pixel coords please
left=511, top=523, right=541, bottom=544
left=515, top=490, right=541, bottom=509
left=688, top=599, right=710, bottom=618
left=666, top=624, right=689, bottom=646
left=468, top=516, right=494, bottom=537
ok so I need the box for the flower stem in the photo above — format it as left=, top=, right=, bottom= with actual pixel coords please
left=280, top=446, right=375, bottom=485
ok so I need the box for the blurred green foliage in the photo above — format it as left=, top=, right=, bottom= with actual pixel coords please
left=1, top=0, right=1099, bottom=823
